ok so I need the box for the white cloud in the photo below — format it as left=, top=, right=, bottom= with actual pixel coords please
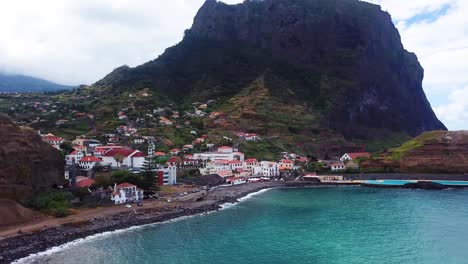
left=0, top=0, right=243, bottom=85
left=369, top=0, right=454, bottom=21
left=434, top=87, right=468, bottom=130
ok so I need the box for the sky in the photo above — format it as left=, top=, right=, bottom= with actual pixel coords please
left=0, top=0, right=466, bottom=130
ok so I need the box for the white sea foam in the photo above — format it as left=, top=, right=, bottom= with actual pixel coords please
left=12, top=187, right=274, bottom=264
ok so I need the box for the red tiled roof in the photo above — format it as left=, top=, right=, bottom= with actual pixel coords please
left=168, top=157, right=179, bottom=163
left=170, top=148, right=180, bottom=152
left=214, top=160, right=230, bottom=164
left=346, top=152, right=371, bottom=159
left=281, top=159, right=294, bottom=164
left=43, top=136, right=64, bottom=141
left=331, top=162, right=345, bottom=167
left=218, top=146, right=232, bottom=149
left=76, top=178, right=95, bottom=188
left=79, top=156, right=102, bottom=162
left=245, top=159, right=258, bottom=163
left=116, top=183, right=136, bottom=189
left=131, top=151, right=146, bottom=157
left=102, top=149, right=140, bottom=157
left=155, top=152, right=166, bottom=156
left=228, top=160, right=242, bottom=164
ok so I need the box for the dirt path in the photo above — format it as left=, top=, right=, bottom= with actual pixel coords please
left=0, top=199, right=169, bottom=240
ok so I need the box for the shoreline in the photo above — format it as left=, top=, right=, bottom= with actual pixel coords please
left=0, top=182, right=290, bottom=263
left=2, top=176, right=467, bottom=263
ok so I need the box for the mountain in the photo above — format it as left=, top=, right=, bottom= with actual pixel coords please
left=0, top=73, right=74, bottom=93
left=361, top=131, right=468, bottom=173
left=0, top=115, right=65, bottom=201
left=67, top=0, right=446, bottom=155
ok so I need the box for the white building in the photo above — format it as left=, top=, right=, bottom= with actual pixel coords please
left=243, top=159, right=258, bottom=172
left=111, top=183, right=144, bottom=204
left=331, top=162, right=346, bottom=172
left=66, top=150, right=84, bottom=165
left=253, top=161, right=280, bottom=177
left=79, top=156, right=102, bottom=170
left=101, top=149, right=146, bottom=169
left=229, top=160, right=243, bottom=171
left=193, top=146, right=244, bottom=162
left=157, top=166, right=177, bottom=186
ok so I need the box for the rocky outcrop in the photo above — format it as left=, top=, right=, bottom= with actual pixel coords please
left=189, top=0, right=446, bottom=137
left=94, top=0, right=445, bottom=145
left=362, top=131, right=468, bottom=173
left=0, top=115, right=65, bottom=200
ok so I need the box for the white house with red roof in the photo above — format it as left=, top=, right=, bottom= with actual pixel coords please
left=217, top=146, right=233, bottom=153
left=331, top=162, right=346, bottom=172
left=279, top=159, right=294, bottom=170
left=110, top=183, right=143, bottom=204
left=66, top=150, right=85, bottom=165
left=42, top=133, right=65, bottom=149
left=101, top=149, right=146, bottom=169
left=79, top=156, right=102, bottom=170
left=93, top=145, right=125, bottom=157
left=170, top=148, right=181, bottom=156
left=340, top=152, right=371, bottom=162
left=214, top=160, right=230, bottom=172
left=193, top=148, right=245, bottom=162
left=244, top=159, right=258, bottom=172
left=228, top=160, right=243, bottom=171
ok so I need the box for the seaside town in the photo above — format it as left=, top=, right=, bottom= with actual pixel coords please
left=40, top=128, right=371, bottom=206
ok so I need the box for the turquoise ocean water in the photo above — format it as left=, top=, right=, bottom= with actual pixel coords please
left=17, top=187, right=468, bottom=264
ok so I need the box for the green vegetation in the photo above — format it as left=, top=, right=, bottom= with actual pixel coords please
left=389, top=131, right=446, bottom=161
left=24, top=190, right=73, bottom=217
left=240, top=140, right=283, bottom=160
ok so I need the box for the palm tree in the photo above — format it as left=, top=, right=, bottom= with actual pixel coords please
left=113, top=154, right=125, bottom=167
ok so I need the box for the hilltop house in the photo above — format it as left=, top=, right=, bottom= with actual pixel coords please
left=110, top=183, right=144, bottom=204
left=340, top=152, right=371, bottom=162
left=101, top=149, right=146, bottom=169
left=42, top=134, right=65, bottom=149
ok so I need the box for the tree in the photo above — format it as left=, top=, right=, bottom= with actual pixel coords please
left=60, top=142, right=75, bottom=154
left=113, top=154, right=125, bottom=167
left=111, top=170, right=142, bottom=186
left=140, top=156, right=159, bottom=192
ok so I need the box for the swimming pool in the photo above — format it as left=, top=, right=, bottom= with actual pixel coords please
left=364, top=180, right=416, bottom=186
left=363, top=180, right=468, bottom=187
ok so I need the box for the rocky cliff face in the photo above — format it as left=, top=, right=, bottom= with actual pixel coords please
left=0, top=115, right=65, bottom=200
left=93, top=0, right=445, bottom=145
left=362, top=131, right=468, bottom=173
left=189, top=0, right=445, bottom=137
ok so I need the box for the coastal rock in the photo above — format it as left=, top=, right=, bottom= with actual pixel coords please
left=0, top=115, right=65, bottom=200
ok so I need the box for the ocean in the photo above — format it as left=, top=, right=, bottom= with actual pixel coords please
left=16, top=187, right=468, bottom=264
